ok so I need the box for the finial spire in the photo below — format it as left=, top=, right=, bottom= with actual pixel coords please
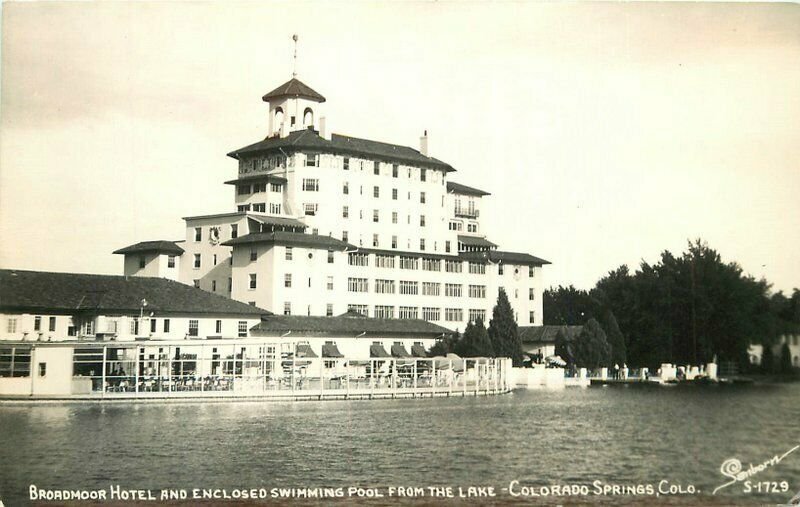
left=292, top=34, right=299, bottom=78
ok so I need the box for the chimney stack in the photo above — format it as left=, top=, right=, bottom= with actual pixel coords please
left=319, top=116, right=328, bottom=140
left=420, top=130, right=429, bottom=157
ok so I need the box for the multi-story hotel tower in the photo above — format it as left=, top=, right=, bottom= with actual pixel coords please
left=115, top=75, right=550, bottom=331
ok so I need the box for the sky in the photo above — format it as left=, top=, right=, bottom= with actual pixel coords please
left=1, top=1, right=799, bottom=294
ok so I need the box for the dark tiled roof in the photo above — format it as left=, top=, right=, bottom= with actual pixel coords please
left=354, top=247, right=459, bottom=262
left=519, top=325, right=583, bottom=344
left=0, top=269, right=268, bottom=316
left=251, top=315, right=452, bottom=337
left=247, top=214, right=307, bottom=230
left=262, top=78, right=326, bottom=103
left=113, top=241, right=184, bottom=256
left=222, top=231, right=353, bottom=250
left=457, top=235, right=498, bottom=248
left=459, top=250, right=551, bottom=266
left=223, top=173, right=288, bottom=185
left=447, top=181, right=490, bottom=196
left=227, top=129, right=455, bottom=172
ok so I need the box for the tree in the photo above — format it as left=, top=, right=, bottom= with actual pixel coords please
left=429, top=331, right=460, bottom=356
left=554, top=328, right=574, bottom=365
left=488, top=289, right=523, bottom=366
left=761, top=345, right=775, bottom=374
left=457, top=318, right=494, bottom=357
left=779, top=342, right=793, bottom=374
left=573, top=318, right=612, bottom=369
left=601, top=309, right=626, bottom=366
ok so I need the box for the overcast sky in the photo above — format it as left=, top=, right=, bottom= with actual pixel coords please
left=1, top=1, right=799, bottom=293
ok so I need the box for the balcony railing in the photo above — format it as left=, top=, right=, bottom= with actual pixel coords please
left=454, top=208, right=480, bottom=218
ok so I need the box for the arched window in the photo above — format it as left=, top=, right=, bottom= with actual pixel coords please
left=303, top=107, right=314, bottom=127
left=274, top=107, right=284, bottom=132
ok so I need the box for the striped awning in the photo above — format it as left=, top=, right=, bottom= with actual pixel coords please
left=322, top=343, right=344, bottom=358
left=391, top=344, right=412, bottom=358
left=295, top=344, right=318, bottom=358
left=370, top=344, right=391, bottom=358
left=411, top=344, right=428, bottom=358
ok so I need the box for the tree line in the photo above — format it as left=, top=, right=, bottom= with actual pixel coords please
left=545, top=240, right=800, bottom=370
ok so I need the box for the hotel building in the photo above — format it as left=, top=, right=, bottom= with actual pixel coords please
left=115, top=76, right=550, bottom=331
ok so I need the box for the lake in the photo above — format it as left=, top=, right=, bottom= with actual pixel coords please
left=1, top=383, right=798, bottom=506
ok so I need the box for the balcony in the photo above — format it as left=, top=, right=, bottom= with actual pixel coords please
left=454, top=207, right=480, bottom=219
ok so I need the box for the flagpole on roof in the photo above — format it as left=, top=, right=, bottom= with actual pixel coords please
left=292, top=34, right=298, bottom=78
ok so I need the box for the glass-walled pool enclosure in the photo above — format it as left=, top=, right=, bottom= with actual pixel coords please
left=5, top=340, right=512, bottom=399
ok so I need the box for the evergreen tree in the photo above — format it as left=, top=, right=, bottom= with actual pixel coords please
left=761, top=345, right=774, bottom=374
left=429, top=330, right=460, bottom=356
left=779, top=342, right=793, bottom=374
left=573, top=318, right=612, bottom=369
left=554, top=328, right=574, bottom=365
left=459, top=318, right=494, bottom=357
left=601, top=310, right=626, bottom=366
left=488, top=289, right=523, bottom=366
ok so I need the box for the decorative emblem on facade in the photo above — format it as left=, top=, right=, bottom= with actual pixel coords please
left=208, top=226, right=221, bottom=245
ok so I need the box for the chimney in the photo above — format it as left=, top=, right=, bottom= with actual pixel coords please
left=319, top=116, right=328, bottom=140
left=419, top=130, right=429, bottom=156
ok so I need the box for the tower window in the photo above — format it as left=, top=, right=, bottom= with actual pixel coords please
left=303, top=107, right=314, bottom=127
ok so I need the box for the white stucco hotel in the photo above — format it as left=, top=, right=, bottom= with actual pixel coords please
left=115, top=76, right=550, bottom=332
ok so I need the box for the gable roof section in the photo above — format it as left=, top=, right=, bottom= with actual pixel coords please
left=447, top=181, right=490, bottom=196
left=227, top=128, right=455, bottom=172
left=457, top=235, right=497, bottom=248
left=113, top=241, right=184, bottom=256
left=519, top=325, right=583, bottom=344
left=458, top=250, right=551, bottom=266
left=262, top=78, right=326, bottom=103
left=223, top=231, right=354, bottom=250
left=251, top=314, right=453, bottom=337
left=0, top=269, right=268, bottom=316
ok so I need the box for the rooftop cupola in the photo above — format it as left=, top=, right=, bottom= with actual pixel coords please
left=264, top=35, right=327, bottom=138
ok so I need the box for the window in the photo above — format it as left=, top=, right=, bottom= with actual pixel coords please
left=422, top=258, right=440, bottom=272
left=469, top=309, right=486, bottom=323
left=391, top=236, right=398, bottom=249
left=374, top=305, right=395, bottom=319
left=304, top=203, right=318, bottom=216
left=529, top=311, right=535, bottom=324
left=211, top=280, right=217, bottom=292
left=529, top=266, right=535, bottom=277
left=238, top=204, right=250, bottom=212
left=213, top=254, right=217, bottom=266
left=130, top=318, right=139, bottom=336
left=163, top=319, right=170, bottom=333
left=445, top=241, right=451, bottom=253
left=193, top=254, right=201, bottom=269
left=252, top=203, right=266, bottom=213
left=343, top=182, right=349, bottom=195
left=249, top=273, right=257, bottom=289
left=284, top=274, right=292, bottom=288
left=342, top=231, right=349, bottom=242
left=228, top=278, right=232, bottom=292
left=38, top=363, right=47, bottom=377
left=420, top=192, right=426, bottom=204
left=399, top=306, right=418, bottom=319
left=392, top=188, right=398, bottom=200
left=373, top=210, right=379, bottom=223
left=421, top=169, right=427, bottom=181
left=348, top=304, right=368, bottom=316
left=400, top=280, right=419, bottom=295
left=327, top=276, right=334, bottom=290
left=305, top=155, right=318, bottom=167
left=392, top=212, right=398, bottom=224
left=399, top=256, right=418, bottom=270
left=194, top=227, right=202, bottom=241
left=271, top=183, right=282, bottom=192
left=0, top=346, right=31, bottom=377
left=529, top=288, right=535, bottom=301
left=150, top=318, right=157, bottom=333
left=168, top=255, right=176, bottom=268
left=343, top=157, right=350, bottom=170
left=469, top=262, right=486, bottom=274
left=49, top=317, right=56, bottom=332
left=375, top=279, right=395, bottom=294
left=238, top=321, right=248, bottom=338
left=446, top=260, right=462, bottom=273
left=375, top=254, right=395, bottom=268
left=445, top=284, right=462, bottom=297
left=372, top=234, right=379, bottom=248
left=253, top=182, right=267, bottom=193
left=193, top=280, right=200, bottom=288
left=449, top=221, right=462, bottom=231
left=422, top=307, right=440, bottom=321
left=270, top=203, right=281, bottom=214
left=419, top=239, right=426, bottom=251
left=498, top=264, right=504, bottom=275
left=188, top=320, right=199, bottom=337
left=348, top=252, right=369, bottom=266
left=326, top=304, right=333, bottom=317
left=469, top=285, right=487, bottom=298
left=373, top=161, right=380, bottom=175
left=347, top=278, right=369, bottom=292
left=420, top=215, right=426, bottom=227
left=302, top=178, right=319, bottom=191
left=392, top=164, right=398, bottom=177
left=373, top=186, right=380, bottom=198
left=215, top=320, right=222, bottom=334
left=34, top=316, right=41, bottom=332
left=237, top=185, right=250, bottom=196
left=342, top=206, right=349, bottom=218
left=283, top=302, right=291, bottom=315
left=422, top=282, right=440, bottom=296
left=445, top=308, right=463, bottom=322
left=138, top=256, right=146, bottom=269
left=250, top=248, right=258, bottom=262
left=285, top=247, right=293, bottom=261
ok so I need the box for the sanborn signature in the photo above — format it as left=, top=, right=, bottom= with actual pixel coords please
left=712, top=445, right=800, bottom=495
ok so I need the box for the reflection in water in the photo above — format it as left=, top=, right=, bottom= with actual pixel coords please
left=1, top=384, right=798, bottom=505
